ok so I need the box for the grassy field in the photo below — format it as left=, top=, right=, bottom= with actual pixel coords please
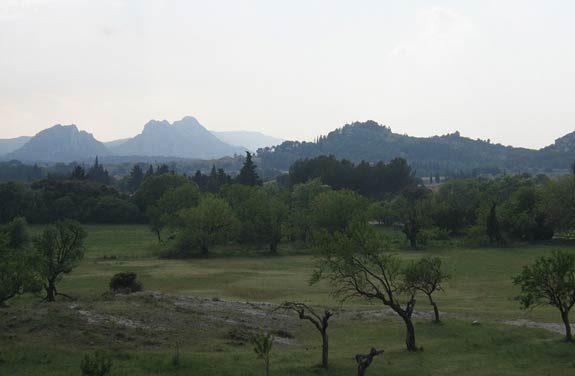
left=2, top=225, right=575, bottom=375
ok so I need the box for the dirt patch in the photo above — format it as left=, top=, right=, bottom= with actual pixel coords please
left=503, top=319, right=574, bottom=336
left=70, top=304, right=157, bottom=330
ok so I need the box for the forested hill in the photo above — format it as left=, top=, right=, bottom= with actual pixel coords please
left=257, top=121, right=572, bottom=175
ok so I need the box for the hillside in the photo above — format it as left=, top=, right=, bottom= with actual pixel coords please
left=212, top=130, right=283, bottom=151
left=4, top=125, right=110, bottom=163
left=0, top=136, right=31, bottom=156
left=111, top=116, right=245, bottom=159
left=257, top=121, right=563, bottom=175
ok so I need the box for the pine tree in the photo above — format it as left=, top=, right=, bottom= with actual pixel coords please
left=127, top=165, right=144, bottom=193
left=236, top=152, right=262, bottom=186
left=86, top=157, right=110, bottom=184
left=70, top=165, right=86, bottom=180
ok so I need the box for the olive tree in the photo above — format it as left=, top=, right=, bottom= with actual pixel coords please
left=35, top=220, right=86, bottom=302
left=313, top=221, right=419, bottom=352
left=513, top=250, right=575, bottom=342
left=278, top=302, right=333, bottom=368
left=404, top=257, right=450, bottom=323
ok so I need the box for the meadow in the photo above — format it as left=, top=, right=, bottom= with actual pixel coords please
left=1, top=224, right=575, bottom=375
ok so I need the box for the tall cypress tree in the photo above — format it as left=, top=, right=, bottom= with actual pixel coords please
left=236, top=152, right=262, bottom=186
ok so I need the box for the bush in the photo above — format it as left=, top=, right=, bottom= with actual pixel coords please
left=80, top=350, right=112, bottom=376
left=109, top=272, right=142, bottom=294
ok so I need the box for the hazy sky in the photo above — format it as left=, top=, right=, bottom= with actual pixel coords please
left=1, top=0, right=574, bottom=148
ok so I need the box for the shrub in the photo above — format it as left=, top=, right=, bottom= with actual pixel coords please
left=109, top=272, right=142, bottom=294
left=80, top=351, right=113, bottom=376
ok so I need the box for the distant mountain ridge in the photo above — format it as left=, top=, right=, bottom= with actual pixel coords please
left=212, top=130, right=283, bottom=151
left=0, top=136, right=31, bottom=156
left=4, top=125, right=109, bottom=163
left=0, top=117, right=283, bottom=163
left=110, top=116, right=246, bottom=159
left=257, top=121, right=574, bottom=175
left=1, top=118, right=573, bottom=173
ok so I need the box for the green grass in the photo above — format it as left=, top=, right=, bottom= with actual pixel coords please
left=2, top=225, right=575, bottom=375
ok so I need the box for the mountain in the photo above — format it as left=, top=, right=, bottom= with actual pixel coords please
left=536, top=131, right=575, bottom=170
left=0, top=136, right=32, bottom=156
left=257, top=120, right=570, bottom=175
left=110, top=116, right=245, bottom=159
left=4, top=125, right=110, bottom=163
left=104, top=138, right=131, bottom=149
left=212, top=130, right=283, bottom=151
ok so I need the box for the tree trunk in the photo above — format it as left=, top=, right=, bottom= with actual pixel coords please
left=429, top=295, right=440, bottom=323
left=269, top=241, right=278, bottom=255
left=357, top=363, right=368, bottom=376
left=200, top=243, right=209, bottom=255
left=401, top=314, right=417, bottom=351
left=264, top=357, right=270, bottom=376
left=45, top=280, right=56, bottom=302
left=355, top=348, right=383, bottom=376
left=561, top=310, right=573, bottom=342
left=321, top=330, right=329, bottom=369
left=409, top=236, right=417, bottom=249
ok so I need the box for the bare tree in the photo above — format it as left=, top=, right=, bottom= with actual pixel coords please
left=313, top=222, right=419, bottom=352
left=278, top=302, right=333, bottom=368
left=355, top=348, right=384, bottom=376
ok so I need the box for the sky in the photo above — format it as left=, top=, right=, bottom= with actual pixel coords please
left=0, top=0, right=574, bottom=149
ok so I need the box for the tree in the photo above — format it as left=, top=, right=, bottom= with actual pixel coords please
left=313, top=222, right=419, bottom=351
left=286, top=179, right=329, bottom=243
left=389, top=195, right=434, bottom=249
left=404, top=257, right=450, bottom=323
left=236, top=152, right=262, bottom=186
left=34, top=220, right=86, bottom=302
left=147, top=182, right=201, bottom=242
left=222, top=185, right=289, bottom=253
left=366, top=201, right=394, bottom=225
left=253, top=332, right=274, bottom=376
left=126, top=165, right=145, bottom=193
left=278, top=302, right=333, bottom=368
left=544, top=176, right=575, bottom=232
left=173, top=196, right=238, bottom=254
left=86, top=157, right=111, bottom=185
left=499, top=186, right=554, bottom=241
left=70, top=165, right=86, bottom=180
left=133, top=173, right=189, bottom=212
left=513, top=251, right=575, bottom=342
left=310, top=189, right=367, bottom=234
left=0, top=234, right=39, bottom=306
left=355, top=348, right=384, bottom=376
left=0, top=182, right=33, bottom=223
left=2, top=216, right=30, bottom=249
left=571, top=161, right=575, bottom=175
left=486, top=202, right=502, bottom=245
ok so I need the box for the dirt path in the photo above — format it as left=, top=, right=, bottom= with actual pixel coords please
left=68, top=292, right=571, bottom=339
left=503, top=319, right=574, bottom=336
